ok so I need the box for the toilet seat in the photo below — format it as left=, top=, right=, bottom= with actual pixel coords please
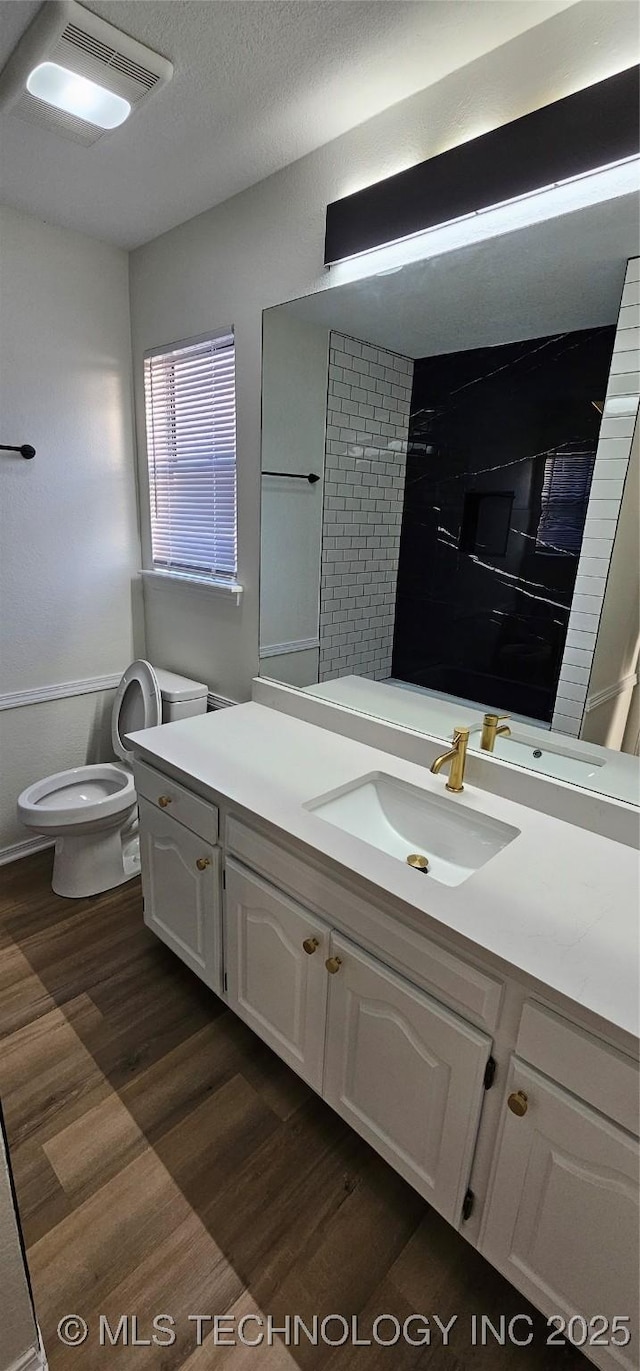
left=111, top=660, right=162, bottom=763
left=18, top=764, right=135, bottom=830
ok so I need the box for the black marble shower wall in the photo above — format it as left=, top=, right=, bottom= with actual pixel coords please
left=392, top=327, right=616, bottom=723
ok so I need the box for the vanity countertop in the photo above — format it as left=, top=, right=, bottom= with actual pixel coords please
left=128, top=703, right=640, bottom=1046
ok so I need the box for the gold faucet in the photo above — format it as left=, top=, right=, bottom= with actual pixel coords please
left=481, top=712, right=511, bottom=752
left=430, top=726, right=470, bottom=793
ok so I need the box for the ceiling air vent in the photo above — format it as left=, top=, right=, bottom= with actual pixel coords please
left=0, top=0, right=173, bottom=145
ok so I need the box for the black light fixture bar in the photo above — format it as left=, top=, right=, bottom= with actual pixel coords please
left=324, top=65, right=639, bottom=265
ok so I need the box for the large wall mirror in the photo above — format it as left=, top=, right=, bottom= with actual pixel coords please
left=259, top=187, right=640, bottom=806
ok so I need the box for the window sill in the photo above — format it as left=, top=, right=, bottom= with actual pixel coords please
left=140, top=569, right=244, bottom=604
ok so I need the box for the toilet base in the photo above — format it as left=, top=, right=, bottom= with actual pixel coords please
left=52, top=829, right=141, bottom=898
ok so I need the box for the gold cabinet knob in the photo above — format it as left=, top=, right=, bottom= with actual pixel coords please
left=508, top=1090, right=528, bottom=1117
left=158, top=795, right=172, bottom=808
left=303, top=937, right=320, bottom=955
left=325, top=956, right=343, bottom=975
left=196, top=857, right=211, bottom=871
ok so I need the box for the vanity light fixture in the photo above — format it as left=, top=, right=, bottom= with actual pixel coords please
left=324, top=65, right=640, bottom=265
left=0, top=0, right=172, bottom=145
left=328, top=157, right=640, bottom=286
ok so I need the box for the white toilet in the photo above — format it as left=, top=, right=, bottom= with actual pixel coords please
left=17, top=661, right=208, bottom=898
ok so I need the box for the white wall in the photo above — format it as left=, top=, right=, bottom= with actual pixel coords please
left=0, top=207, right=141, bottom=857
left=129, top=1, right=638, bottom=704
left=259, top=311, right=328, bottom=667
left=0, top=1122, right=41, bottom=1371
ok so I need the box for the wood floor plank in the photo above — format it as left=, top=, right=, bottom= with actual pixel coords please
left=0, top=997, right=112, bottom=1148
left=241, top=1035, right=313, bottom=1121
left=119, top=1017, right=242, bottom=1141
left=119, top=1008, right=312, bottom=1152
left=8, top=1137, right=71, bottom=1248
left=180, top=1291, right=304, bottom=1371
left=197, top=1096, right=372, bottom=1310
left=49, top=1209, right=241, bottom=1371
left=387, top=1211, right=584, bottom=1370
left=29, top=1147, right=198, bottom=1329
left=44, top=1092, right=146, bottom=1202
left=155, top=1071, right=282, bottom=1203
left=0, top=852, right=590, bottom=1371
left=0, top=850, right=54, bottom=928
left=260, top=1148, right=425, bottom=1371
left=0, top=942, right=57, bottom=1037
left=322, top=1277, right=465, bottom=1371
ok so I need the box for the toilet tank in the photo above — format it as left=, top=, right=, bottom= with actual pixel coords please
left=154, top=668, right=208, bottom=722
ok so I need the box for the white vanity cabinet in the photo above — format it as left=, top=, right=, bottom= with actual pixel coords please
left=223, top=863, right=492, bottom=1225
left=323, top=933, right=492, bottom=1225
left=134, top=759, right=640, bottom=1371
left=224, top=860, right=329, bottom=1091
left=481, top=1059, right=639, bottom=1371
left=135, top=763, right=223, bottom=994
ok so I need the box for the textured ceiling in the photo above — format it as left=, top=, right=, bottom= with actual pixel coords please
left=0, top=0, right=578, bottom=248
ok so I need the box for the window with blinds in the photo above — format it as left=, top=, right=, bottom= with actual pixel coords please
left=143, top=332, right=237, bottom=580
left=535, top=448, right=596, bottom=555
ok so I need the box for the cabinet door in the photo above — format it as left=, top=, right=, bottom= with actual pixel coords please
left=224, top=861, right=329, bottom=1091
left=480, top=1060, right=639, bottom=1371
left=323, top=933, right=492, bottom=1225
left=139, top=796, right=222, bottom=993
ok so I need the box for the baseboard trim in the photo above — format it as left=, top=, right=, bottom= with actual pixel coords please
left=0, top=673, right=121, bottom=711
left=7, top=1344, right=48, bottom=1371
left=0, top=836, right=54, bottom=867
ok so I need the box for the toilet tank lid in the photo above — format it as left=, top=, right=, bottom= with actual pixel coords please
left=154, top=668, right=209, bottom=702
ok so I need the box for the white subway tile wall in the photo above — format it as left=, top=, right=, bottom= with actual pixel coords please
left=552, top=258, right=639, bottom=736
left=318, top=333, right=414, bottom=681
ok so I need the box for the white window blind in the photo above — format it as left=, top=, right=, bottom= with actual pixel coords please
left=536, top=448, right=596, bottom=555
left=144, top=333, right=237, bottom=579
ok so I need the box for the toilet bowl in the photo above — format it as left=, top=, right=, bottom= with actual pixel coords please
left=17, top=661, right=208, bottom=898
left=18, top=764, right=139, bottom=897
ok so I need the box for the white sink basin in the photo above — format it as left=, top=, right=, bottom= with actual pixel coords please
left=305, top=771, right=519, bottom=887
left=489, top=735, right=604, bottom=784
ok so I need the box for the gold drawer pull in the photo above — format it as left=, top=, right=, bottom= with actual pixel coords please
left=158, top=795, right=172, bottom=808
left=508, top=1090, right=528, bottom=1117
left=196, top=857, right=211, bottom=871
left=303, top=937, right=319, bottom=955
left=325, top=956, right=342, bottom=975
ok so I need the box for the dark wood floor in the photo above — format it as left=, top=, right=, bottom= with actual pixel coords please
left=0, top=851, right=585, bottom=1370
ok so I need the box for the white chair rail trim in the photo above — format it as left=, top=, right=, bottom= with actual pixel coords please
left=584, top=670, right=638, bottom=714
left=259, top=638, right=320, bottom=658
left=0, top=673, right=121, bottom=711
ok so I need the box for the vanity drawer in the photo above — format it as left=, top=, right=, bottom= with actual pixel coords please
left=516, top=1001, right=639, bottom=1135
left=135, top=760, right=219, bottom=844
left=226, top=816, right=502, bottom=1031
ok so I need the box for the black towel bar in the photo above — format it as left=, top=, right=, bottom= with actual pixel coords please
left=1, top=443, right=35, bottom=459
left=262, top=470, right=320, bottom=484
